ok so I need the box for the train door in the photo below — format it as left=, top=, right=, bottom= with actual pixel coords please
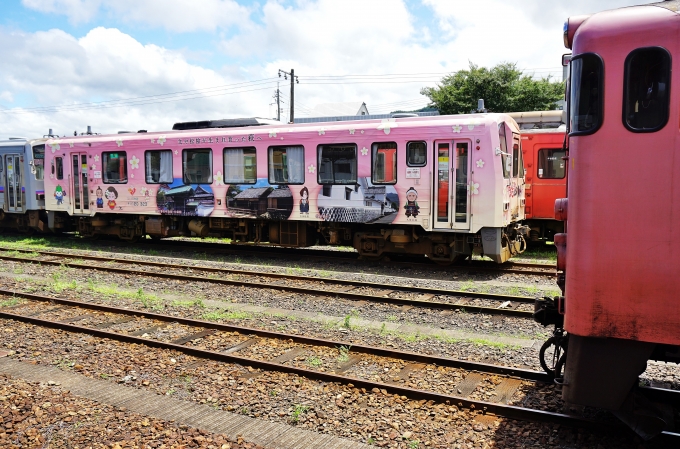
left=509, top=133, right=525, bottom=219
left=4, top=154, right=23, bottom=213
left=70, top=152, right=89, bottom=214
left=433, top=140, right=471, bottom=230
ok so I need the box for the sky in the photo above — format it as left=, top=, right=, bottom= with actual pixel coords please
left=0, top=0, right=656, bottom=138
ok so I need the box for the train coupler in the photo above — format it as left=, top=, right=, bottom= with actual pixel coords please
left=533, top=296, right=564, bottom=327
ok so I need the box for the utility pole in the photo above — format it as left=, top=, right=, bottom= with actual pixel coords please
left=272, top=81, right=281, bottom=121
left=278, top=69, right=299, bottom=123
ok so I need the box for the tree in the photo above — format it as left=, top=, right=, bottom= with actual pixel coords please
left=421, top=62, right=564, bottom=114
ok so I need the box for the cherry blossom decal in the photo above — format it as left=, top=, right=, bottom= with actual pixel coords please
left=116, top=138, right=124, bottom=148
left=129, top=155, right=140, bottom=170
left=452, top=124, right=462, bottom=133
left=318, top=127, right=326, bottom=136
left=377, top=119, right=398, bottom=135
left=50, top=142, right=60, bottom=153
left=157, top=135, right=167, bottom=146
left=349, top=128, right=355, bottom=135
left=360, top=147, right=369, bottom=156
left=68, top=142, right=74, bottom=148
left=308, top=164, right=316, bottom=174
left=476, top=159, right=485, bottom=168
left=214, top=171, right=224, bottom=186
left=94, top=155, right=100, bottom=162
left=90, top=164, right=96, bottom=171
left=269, top=129, right=279, bottom=138
left=469, top=182, right=480, bottom=195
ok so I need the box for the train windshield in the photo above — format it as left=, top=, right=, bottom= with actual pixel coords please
left=569, top=53, right=603, bottom=135
left=623, top=47, right=670, bottom=132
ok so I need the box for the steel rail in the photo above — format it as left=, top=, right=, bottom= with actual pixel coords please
left=0, top=304, right=622, bottom=432
left=0, top=288, right=544, bottom=380
left=2, top=290, right=678, bottom=442
left=0, top=252, right=535, bottom=318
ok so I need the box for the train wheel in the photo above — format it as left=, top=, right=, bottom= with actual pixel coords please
left=539, top=334, right=568, bottom=378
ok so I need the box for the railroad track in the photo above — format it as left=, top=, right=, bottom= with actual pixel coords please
left=0, top=246, right=537, bottom=318
left=1, top=289, right=677, bottom=443
left=0, top=233, right=558, bottom=276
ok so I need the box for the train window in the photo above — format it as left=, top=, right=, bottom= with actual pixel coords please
left=145, top=150, right=173, bottom=184
left=268, top=146, right=305, bottom=184
left=569, top=53, right=603, bottom=135
left=623, top=47, right=670, bottom=132
left=317, top=144, right=357, bottom=185
left=54, top=157, right=63, bottom=180
left=103, top=152, right=128, bottom=184
left=372, top=142, right=397, bottom=184
left=406, top=141, right=426, bottom=167
left=537, top=149, right=566, bottom=179
left=182, top=149, right=212, bottom=184
left=32, top=145, right=45, bottom=180
left=224, top=147, right=256, bottom=184
left=499, top=123, right=510, bottom=178
left=512, top=134, right=523, bottom=178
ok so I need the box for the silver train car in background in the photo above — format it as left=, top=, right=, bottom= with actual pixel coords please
left=0, top=135, right=48, bottom=232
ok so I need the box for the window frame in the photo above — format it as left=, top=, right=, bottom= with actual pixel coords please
left=54, top=157, right=63, bottom=180
left=622, top=46, right=671, bottom=133
left=499, top=123, right=510, bottom=179
left=568, top=52, right=604, bottom=137
left=316, top=143, right=358, bottom=185
left=537, top=148, right=567, bottom=179
left=267, top=145, right=306, bottom=185
left=144, top=149, right=174, bottom=184
left=371, top=141, right=397, bottom=185
left=102, top=151, right=128, bottom=184
left=223, top=146, right=257, bottom=185
left=182, top=148, right=213, bottom=185
left=406, top=141, right=427, bottom=167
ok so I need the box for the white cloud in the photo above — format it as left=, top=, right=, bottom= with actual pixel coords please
left=0, top=27, right=274, bottom=138
left=0, top=91, right=14, bottom=103
left=22, top=0, right=251, bottom=31
left=22, top=0, right=103, bottom=24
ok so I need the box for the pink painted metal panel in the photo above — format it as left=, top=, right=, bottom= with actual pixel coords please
left=44, top=115, right=523, bottom=232
left=564, top=5, right=680, bottom=345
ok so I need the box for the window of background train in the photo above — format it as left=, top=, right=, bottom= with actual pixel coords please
left=371, top=142, right=397, bottom=184
left=145, top=150, right=173, bottom=184
left=317, top=144, right=357, bottom=184
left=406, top=141, right=426, bottom=167
left=512, top=134, right=523, bottom=178
left=623, top=47, right=670, bottom=132
left=498, top=123, right=510, bottom=178
left=32, top=145, right=45, bottom=180
left=53, top=157, right=63, bottom=180
left=102, top=152, right=128, bottom=184
left=224, top=147, right=256, bottom=184
left=569, top=53, right=603, bottom=135
left=268, top=146, right=305, bottom=184
left=182, top=149, right=212, bottom=184
left=537, top=149, right=566, bottom=179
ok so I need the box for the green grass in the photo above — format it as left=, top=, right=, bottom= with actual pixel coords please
left=337, top=345, right=351, bottom=363
left=290, top=404, right=309, bottom=423
left=0, top=298, right=20, bottom=307
left=458, top=280, right=475, bottom=292
left=306, top=356, right=323, bottom=367
left=202, top=310, right=251, bottom=321
left=171, top=298, right=205, bottom=308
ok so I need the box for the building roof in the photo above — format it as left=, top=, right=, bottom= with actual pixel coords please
left=233, top=187, right=271, bottom=199
left=310, top=102, right=368, bottom=117
left=365, top=186, right=386, bottom=194
left=164, top=185, right=193, bottom=196
left=268, top=188, right=292, bottom=198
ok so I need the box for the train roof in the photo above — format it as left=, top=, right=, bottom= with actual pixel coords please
left=45, top=113, right=520, bottom=145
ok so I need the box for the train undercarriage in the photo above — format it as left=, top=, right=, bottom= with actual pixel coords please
left=42, top=212, right=528, bottom=263
left=534, top=296, right=680, bottom=440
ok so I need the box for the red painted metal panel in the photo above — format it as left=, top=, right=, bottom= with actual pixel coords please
left=565, top=5, right=680, bottom=346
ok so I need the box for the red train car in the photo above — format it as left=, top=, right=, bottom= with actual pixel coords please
left=510, top=112, right=567, bottom=242
left=535, top=1, right=680, bottom=439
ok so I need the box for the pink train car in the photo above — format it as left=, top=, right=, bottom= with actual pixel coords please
left=44, top=114, right=528, bottom=263
left=537, top=1, right=680, bottom=438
